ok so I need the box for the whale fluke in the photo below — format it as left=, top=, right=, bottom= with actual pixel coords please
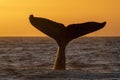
left=29, top=14, right=106, bottom=70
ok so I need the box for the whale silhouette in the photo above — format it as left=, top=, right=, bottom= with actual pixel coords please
left=29, top=14, right=106, bottom=70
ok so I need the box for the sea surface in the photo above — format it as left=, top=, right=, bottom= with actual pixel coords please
left=0, top=37, right=120, bottom=79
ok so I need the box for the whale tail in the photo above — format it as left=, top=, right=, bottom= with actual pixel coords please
left=29, top=14, right=106, bottom=70
left=29, top=15, right=106, bottom=44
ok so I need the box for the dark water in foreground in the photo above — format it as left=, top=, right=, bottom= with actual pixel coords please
left=0, top=37, right=120, bottom=79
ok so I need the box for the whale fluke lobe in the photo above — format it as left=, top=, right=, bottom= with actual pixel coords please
left=29, top=14, right=106, bottom=70
left=65, top=22, right=106, bottom=41
left=29, top=15, right=65, bottom=41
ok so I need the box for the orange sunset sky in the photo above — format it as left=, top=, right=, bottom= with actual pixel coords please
left=0, top=0, right=120, bottom=37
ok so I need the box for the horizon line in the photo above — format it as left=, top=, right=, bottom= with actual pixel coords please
left=0, top=36, right=119, bottom=38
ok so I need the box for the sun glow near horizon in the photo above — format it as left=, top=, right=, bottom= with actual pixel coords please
left=0, top=0, right=120, bottom=37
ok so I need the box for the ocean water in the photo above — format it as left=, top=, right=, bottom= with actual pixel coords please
left=0, top=37, right=120, bottom=74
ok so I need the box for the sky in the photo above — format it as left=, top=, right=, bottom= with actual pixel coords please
left=0, top=0, right=120, bottom=37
